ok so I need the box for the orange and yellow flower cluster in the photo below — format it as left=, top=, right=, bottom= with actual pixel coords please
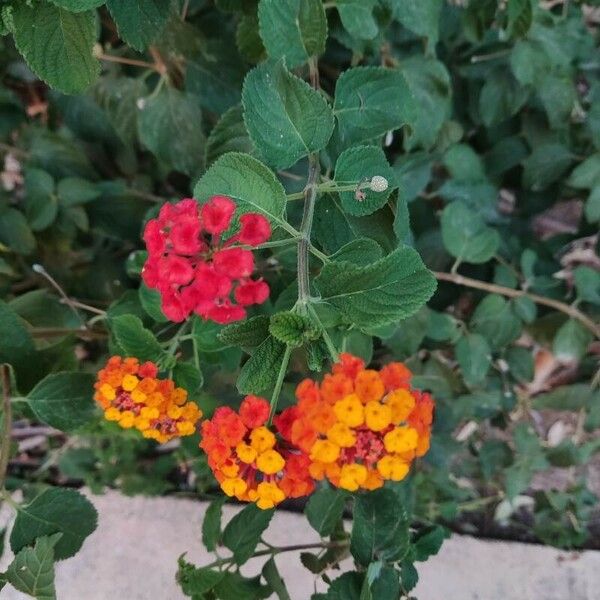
left=94, top=356, right=202, bottom=443
left=200, top=395, right=314, bottom=509
left=274, top=353, right=434, bottom=492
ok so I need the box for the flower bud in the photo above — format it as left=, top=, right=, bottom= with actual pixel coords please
left=370, top=175, right=389, bottom=193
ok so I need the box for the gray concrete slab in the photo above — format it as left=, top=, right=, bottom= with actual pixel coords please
left=1, top=491, right=599, bottom=599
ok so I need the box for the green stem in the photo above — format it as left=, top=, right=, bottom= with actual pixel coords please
left=0, top=365, right=13, bottom=491
left=268, top=345, right=292, bottom=424
left=167, top=321, right=191, bottom=357
left=307, top=304, right=339, bottom=362
left=286, top=181, right=366, bottom=201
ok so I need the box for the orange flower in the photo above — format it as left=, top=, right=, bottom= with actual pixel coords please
left=94, top=356, right=201, bottom=443
left=200, top=395, right=314, bottom=509
left=285, top=354, right=434, bottom=492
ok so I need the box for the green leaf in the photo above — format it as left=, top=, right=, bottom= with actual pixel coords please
left=11, top=3, right=99, bottom=94
left=222, top=504, right=273, bottom=564
left=333, top=67, right=416, bottom=146
left=586, top=186, right=600, bottom=223
left=27, top=372, right=96, bottom=432
left=315, top=247, right=437, bottom=329
left=192, top=317, right=229, bottom=352
left=10, top=488, right=98, bottom=560
left=532, top=384, right=599, bottom=411
left=394, top=0, right=442, bottom=46
left=412, top=525, right=447, bottom=561
left=573, top=266, right=600, bottom=304
left=214, top=572, right=270, bottom=599
left=110, top=314, right=166, bottom=363
left=478, top=70, right=528, bottom=127
left=351, top=488, right=410, bottom=566
left=206, top=105, right=254, bottom=166
left=471, top=295, right=522, bottom=349
left=202, top=497, right=226, bottom=552
left=172, top=362, right=203, bottom=394
left=106, top=0, right=172, bottom=51
left=49, top=0, right=105, bottom=11
left=455, top=333, right=491, bottom=387
left=567, top=153, right=600, bottom=189
left=24, top=169, right=57, bottom=232
left=0, top=207, right=36, bottom=255
left=218, top=315, right=270, bottom=347
left=6, top=533, right=61, bottom=600
left=506, top=0, right=533, bottom=38
left=506, top=346, right=534, bottom=383
left=177, top=556, right=223, bottom=597
left=139, top=284, right=168, bottom=323
left=237, top=14, right=266, bottom=64
left=138, top=87, right=205, bottom=177
left=237, top=336, right=287, bottom=394
left=334, top=145, right=396, bottom=216
left=305, top=487, right=347, bottom=537
left=553, top=319, right=592, bottom=363
left=258, top=0, right=327, bottom=68
left=522, top=143, right=573, bottom=191
left=0, top=300, right=36, bottom=389
left=262, top=557, right=292, bottom=600
left=441, top=201, right=500, bottom=264
left=269, top=312, right=319, bottom=347
left=336, top=0, right=378, bottom=41
left=56, top=177, right=100, bottom=206
left=194, top=152, right=287, bottom=229
left=392, top=152, right=433, bottom=202
left=329, top=238, right=383, bottom=266
left=242, top=59, right=334, bottom=168
left=538, top=74, right=576, bottom=130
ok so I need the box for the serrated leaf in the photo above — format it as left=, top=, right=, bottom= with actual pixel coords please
left=218, top=315, right=270, bottom=347
left=139, top=283, right=168, bottom=323
left=573, top=266, right=600, bottom=304
left=262, top=557, right=292, bottom=600
left=11, top=3, right=99, bottom=94
left=269, top=312, right=319, bottom=347
left=351, top=489, right=410, bottom=566
left=242, top=59, right=334, bottom=168
left=110, top=314, right=166, bottom=363
left=138, top=87, right=205, bottom=177
left=27, top=372, right=96, bottom=432
left=237, top=336, right=287, bottom=394
left=329, top=239, right=383, bottom=266
left=315, top=247, right=437, bottom=329
left=333, top=67, right=416, bottom=146
left=222, top=504, right=273, bottom=564
left=202, top=497, right=226, bottom=552
left=334, top=146, right=396, bottom=216
left=6, top=533, right=61, bottom=600
left=441, top=201, right=500, bottom=264
left=336, top=0, right=378, bottom=40
left=106, top=0, right=172, bottom=51
left=305, top=487, right=347, bottom=537
left=258, top=0, right=326, bottom=68
left=10, top=488, right=97, bottom=560
left=194, top=152, right=287, bottom=229
left=206, top=105, right=254, bottom=166
left=177, top=557, right=223, bottom=596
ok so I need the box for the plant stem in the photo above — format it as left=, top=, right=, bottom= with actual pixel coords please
left=0, top=365, right=13, bottom=490
left=434, top=271, right=600, bottom=339
left=268, top=345, right=292, bottom=424
left=96, top=52, right=159, bottom=71
left=297, top=154, right=320, bottom=309
left=307, top=304, right=339, bottom=362
left=286, top=181, right=366, bottom=201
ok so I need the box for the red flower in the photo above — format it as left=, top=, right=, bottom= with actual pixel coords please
left=239, top=395, right=270, bottom=428
left=200, top=195, right=236, bottom=234
left=234, top=279, right=270, bottom=306
left=239, top=214, right=271, bottom=246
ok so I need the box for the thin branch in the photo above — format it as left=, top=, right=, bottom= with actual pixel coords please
left=434, top=271, right=600, bottom=339
left=0, top=365, right=13, bottom=490
left=96, top=52, right=159, bottom=71
left=268, top=346, right=292, bottom=424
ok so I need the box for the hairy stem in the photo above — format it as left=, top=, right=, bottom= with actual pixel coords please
left=434, top=271, right=600, bottom=339
left=268, top=345, right=292, bottom=424
left=0, top=365, right=13, bottom=490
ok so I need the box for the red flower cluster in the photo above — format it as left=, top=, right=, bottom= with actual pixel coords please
left=142, top=196, right=271, bottom=324
left=200, top=395, right=314, bottom=509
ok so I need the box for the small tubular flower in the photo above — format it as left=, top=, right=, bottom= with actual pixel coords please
left=280, top=353, right=435, bottom=492
left=94, top=356, right=201, bottom=443
left=200, top=395, right=314, bottom=510
left=142, top=196, right=271, bottom=324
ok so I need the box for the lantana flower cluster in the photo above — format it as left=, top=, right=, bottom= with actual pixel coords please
left=142, top=196, right=271, bottom=324
left=94, top=356, right=202, bottom=443
left=275, top=353, right=434, bottom=492
left=200, top=395, right=314, bottom=509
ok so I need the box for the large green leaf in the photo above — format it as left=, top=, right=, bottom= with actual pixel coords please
left=258, top=0, right=327, bottom=67
left=0, top=207, right=36, bottom=255
left=206, top=105, right=254, bottom=166
left=110, top=314, right=167, bottom=364
left=336, top=0, right=378, bottom=41
left=222, top=504, right=273, bottom=564
left=49, top=0, right=105, bottom=10
left=236, top=336, right=287, bottom=394
left=106, top=0, right=172, bottom=51
left=10, top=488, right=98, bottom=560
left=0, top=300, right=36, bottom=388
left=5, top=534, right=61, bottom=600
left=455, top=333, right=491, bottom=387
left=393, top=0, right=442, bottom=46
left=27, top=372, right=96, bottom=432
left=11, top=3, right=99, bottom=94
left=315, top=247, right=437, bottom=329
left=242, top=59, right=334, bottom=168
left=194, top=152, right=287, bottom=229
left=305, top=487, right=347, bottom=537
left=333, top=67, right=416, bottom=146
left=138, top=87, right=205, bottom=176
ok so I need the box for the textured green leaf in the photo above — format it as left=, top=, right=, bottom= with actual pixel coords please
left=455, top=334, right=491, bottom=387
left=336, top=0, right=378, bottom=41
left=305, top=487, right=347, bottom=537
left=110, top=314, right=166, bottom=363
left=0, top=207, right=36, bottom=255
left=242, top=59, right=334, bottom=168
left=262, top=557, right=292, bottom=600
left=506, top=0, right=533, bottom=38
left=573, top=266, right=600, bottom=304
left=11, top=3, right=99, bottom=94
left=470, top=295, right=522, bottom=350
left=222, top=504, right=273, bottom=564
left=218, top=315, right=270, bottom=347
left=202, top=497, right=226, bottom=552
left=177, top=557, right=223, bottom=596
left=567, top=153, right=600, bottom=189
left=192, top=317, right=229, bottom=352
left=351, top=489, right=410, bottom=566
left=194, top=152, right=287, bottom=228
left=479, top=70, right=528, bottom=127
left=333, top=67, right=416, bottom=146
left=258, top=0, right=327, bottom=67
left=10, top=488, right=97, bottom=560
left=27, top=372, right=96, bottom=432
left=139, top=284, right=168, bottom=323
left=553, top=319, right=592, bottom=363
left=138, top=87, right=205, bottom=176
left=315, top=247, right=437, bottom=329
left=236, top=336, right=287, bottom=394
left=56, top=177, right=100, bottom=206
left=522, top=143, right=573, bottom=191
left=392, top=152, right=433, bottom=202
left=0, top=300, right=36, bottom=388
left=412, top=526, right=447, bottom=562
left=394, top=0, right=442, bottom=45
left=24, top=169, right=57, bottom=232
left=172, top=362, right=203, bottom=394
left=334, top=145, right=396, bottom=216
left=586, top=186, right=600, bottom=223
left=236, top=14, right=266, bottom=63
left=269, top=312, right=319, bottom=347
left=206, top=105, right=254, bottom=166
left=106, top=0, right=172, bottom=51
left=49, top=0, right=105, bottom=11
left=329, top=238, right=383, bottom=266
left=441, top=201, right=500, bottom=264
left=6, top=533, right=61, bottom=600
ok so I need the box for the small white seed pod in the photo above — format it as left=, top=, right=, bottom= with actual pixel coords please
left=370, top=176, right=389, bottom=193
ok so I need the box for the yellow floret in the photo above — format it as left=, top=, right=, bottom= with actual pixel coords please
left=333, top=394, right=364, bottom=428
left=119, top=410, right=135, bottom=428
left=236, top=443, right=257, bottom=464
left=130, top=388, right=147, bottom=404
left=327, top=422, right=356, bottom=448
left=256, top=449, right=285, bottom=475
left=338, top=463, right=368, bottom=491
left=104, top=407, right=121, bottom=421
left=386, top=389, right=416, bottom=424
left=249, top=426, right=276, bottom=453
left=364, top=401, right=392, bottom=432
left=383, top=426, right=419, bottom=454
left=377, top=455, right=410, bottom=481
left=309, top=439, right=340, bottom=464
left=254, top=481, right=285, bottom=510
left=121, top=374, right=139, bottom=392
left=221, top=477, right=247, bottom=498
